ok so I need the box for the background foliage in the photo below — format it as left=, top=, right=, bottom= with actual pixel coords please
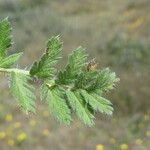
left=0, top=0, right=149, bottom=150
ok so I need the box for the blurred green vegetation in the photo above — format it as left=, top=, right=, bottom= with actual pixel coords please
left=0, top=0, right=149, bottom=149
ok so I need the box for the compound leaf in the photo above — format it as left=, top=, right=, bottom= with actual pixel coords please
left=57, top=47, right=88, bottom=84
left=66, top=90, right=94, bottom=126
left=46, top=88, right=72, bottom=124
left=0, top=17, right=12, bottom=59
left=30, top=36, right=62, bottom=78
left=80, top=89, right=113, bottom=115
left=10, top=71, right=36, bottom=113
left=86, top=68, right=119, bottom=93
left=96, top=68, right=119, bottom=92
left=0, top=52, right=23, bottom=68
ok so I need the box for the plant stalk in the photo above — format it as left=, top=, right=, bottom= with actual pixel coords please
left=0, top=68, right=30, bottom=75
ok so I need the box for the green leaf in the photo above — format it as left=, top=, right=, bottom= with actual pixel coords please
left=40, top=80, right=56, bottom=101
left=40, top=82, right=49, bottom=101
left=10, top=71, right=36, bottom=113
left=96, top=68, right=119, bottom=92
left=0, top=18, right=12, bottom=59
left=66, top=90, right=94, bottom=126
left=75, top=70, right=98, bottom=89
left=57, top=47, right=88, bottom=84
left=30, top=36, right=62, bottom=78
left=91, top=93, right=112, bottom=105
left=46, top=88, right=72, bottom=124
left=86, top=68, right=119, bottom=92
left=0, top=52, right=23, bottom=68
left=80, top=89, right=113, bottom=115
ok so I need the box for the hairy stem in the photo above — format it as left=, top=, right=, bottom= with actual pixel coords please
left=0, top=68, right=29, bottom=75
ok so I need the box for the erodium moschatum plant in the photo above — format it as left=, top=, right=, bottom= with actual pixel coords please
left=0, top=18, right=119, bottom=126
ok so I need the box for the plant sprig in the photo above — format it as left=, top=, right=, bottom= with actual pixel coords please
left=0, top=18, right=119, bottom=125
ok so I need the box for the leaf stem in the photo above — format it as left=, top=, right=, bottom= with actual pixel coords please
left=0, top=68, right=29, bottom=75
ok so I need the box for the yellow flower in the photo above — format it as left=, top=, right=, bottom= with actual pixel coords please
left=127, top=17, right=144, bottom=31
left=0, top=131, right=6, bottom=139
left=144, top=114, right=150, bottom=121
left=109, top=138, right=116, bottom=144
left=5, top=114, right=13, bottom=122
left=135, top=138, right=143, bottom=145
left=43, top=110, right=49, bottom=117
left=29, top=119, right=36, bottom=126
left=96, top=144, right=104, bottom=150
left=16, top=132, right=27, bottom=142
left=14, top=122, right=21, bottom=128
left=145, top=130, right=150, bottom=137
left=7, top=139, right=15, bottom=147
left=120, top=143, right=128, bottom=150
left=42, top=129, right=50, bottom=136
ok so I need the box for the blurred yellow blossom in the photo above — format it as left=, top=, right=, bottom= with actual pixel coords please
left=127, top=17, right=144, bottom=31
left=144, top=114, right=150, bottom=121
left=0, top=131, right=6, bottom=139
left=96, top=144, right=104, bottom=150
left=120, top=143, right=128, bottom=150
left=7, top=139, right=15, bottom=147
left=42, top=129, right=50, bottom=136
left=43, top=110, right=49, bottom=117
left=5, top=114, right=13, bottom=122
left=109, top=138, right=116, bottom=144
left=145, top=130, right=150, bottom=137
left=14, top=122, right=21, bottom=128
left=16, top=132, right=27, bottom=142
left=29, top=119, right=36, bottom=126
left=135, top=138, right=143, bottom=145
